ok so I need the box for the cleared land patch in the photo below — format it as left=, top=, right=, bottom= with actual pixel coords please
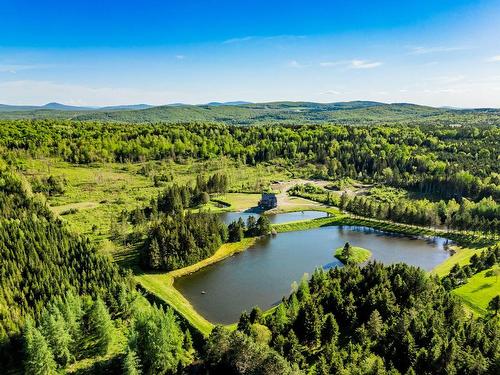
left=453, top=265, right=500, bottom=316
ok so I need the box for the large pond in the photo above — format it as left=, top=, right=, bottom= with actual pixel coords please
left=174, top=225, right=452, bottom=324
left=218, top=210, right=329, bottom=225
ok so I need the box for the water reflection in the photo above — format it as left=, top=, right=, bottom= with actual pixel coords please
left=175, top=224, right=451, bottom=324
left=218, top=210, right=329, bottom=225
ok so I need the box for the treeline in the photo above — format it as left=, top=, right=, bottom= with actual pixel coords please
left=128, top=172, right=227, bottom=225
left=289, top=183, right=500, bottom=234
left=228, top=215, right=271, bottom=242
left=23, top=293, right=123, bottom=372
left=125, top=176, right=231, bottom=271
left=137, top=178, right=274, bottom=270
left=2, top=120, right=499, bottom=201
left=442, top=244, right=499, bottom=289
left=338, top=193, right=500, bottom=234
left=230, top=263, right=499, bottom=374
left=144, top=212, right=227, bottom=271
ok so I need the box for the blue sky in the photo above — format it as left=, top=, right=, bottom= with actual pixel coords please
left=1, top=0, right=499, bottom=107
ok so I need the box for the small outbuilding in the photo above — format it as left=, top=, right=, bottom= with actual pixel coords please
left=259, top=192, right=277, bottom=210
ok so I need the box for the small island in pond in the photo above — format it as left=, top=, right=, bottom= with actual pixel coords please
left=335, top=242, right=372, bottom=264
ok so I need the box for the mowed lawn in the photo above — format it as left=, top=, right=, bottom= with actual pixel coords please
left=453, top=265, right=499, bottom=316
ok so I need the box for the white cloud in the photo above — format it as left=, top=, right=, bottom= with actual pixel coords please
left=486, top=55, right=500, bottom=62
left=319, top=61, right=344, bottom=67
left=175, top=55, right=185, bottom=60
left=0, top=80, right=177, bottom=106
left=321, top=90, right=341, bottom=95
left=428, top=75, right=466, bottom=83
left=0, top=63, right=53, bottom=73
left=287, top=60, right=307, bottom=68
left=408, top=46, right=468, bottom=55
left=222, top=36, right=255, bottom=44
left=349, top=60, right=382, bottom=69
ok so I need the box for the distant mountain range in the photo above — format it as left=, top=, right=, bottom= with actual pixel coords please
left=0, top=100, right=498, bottom=125
left=0, top=101, right=253, bottom=112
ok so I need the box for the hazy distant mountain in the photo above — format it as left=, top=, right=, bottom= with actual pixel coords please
left=0, top=102, right=94, bottom=111
left=0, top=104, right=41, bottom=112
left=99, top=104, right=154, bottom=111
left=42, top=102, right=96, bottom=111
left=0, top=102, right=154, bottom=112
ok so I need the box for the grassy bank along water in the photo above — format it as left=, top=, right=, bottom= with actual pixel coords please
left=134, top=238, right=257, bottom=336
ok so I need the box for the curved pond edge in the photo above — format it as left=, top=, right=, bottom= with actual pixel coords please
left=135, top=212, right=491, bottom=337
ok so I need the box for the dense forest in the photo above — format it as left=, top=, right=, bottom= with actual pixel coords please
left=1, top=120, right=498, bottom=201
left=136, top=180, right=270, bottom=271
left=0, top=170, right=126, bottom=342
left=226, top=262, right=499, bottom=374
left=0, top=169, right=192, bottom=373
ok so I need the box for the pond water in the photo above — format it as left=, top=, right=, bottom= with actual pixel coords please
left=174, top=225, right=451, bottom=324
left=218, top=210, right=329, bottom=225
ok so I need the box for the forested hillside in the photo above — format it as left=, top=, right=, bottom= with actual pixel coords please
left=0, top=101, right=499, bottom=125
left=0, top=171, right=126, bottom=340
left=0, top=168, right=192, bottom=373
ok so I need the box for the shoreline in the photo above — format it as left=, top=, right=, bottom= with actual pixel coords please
left=135, top=206, right=492, bottom=335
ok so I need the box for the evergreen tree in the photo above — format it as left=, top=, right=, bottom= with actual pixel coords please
left=237, top=311, right=252, bottom=335
left=295, top=302, right=321, bottom=347
left=487, top=295, right=500, bottom=317
left=122, top=349, right=142, bottom=375
left=256, top=215, right=271, bottom=235
left=250, top=306, right=263, bottom=324
left=40, top=306, right=73, bottom=366
left=246, top=215, right=257, bottom=236
left=89, top=298, right=114, bottom=355
left=23, top=320, right=57, bottom=375
left=321, top=313, right=339, bottom=344
left=342, top=242, right=353, bottom=263
left=366, top=309, right=384, bottom=339
left=147, top=237, right=162, bottom=269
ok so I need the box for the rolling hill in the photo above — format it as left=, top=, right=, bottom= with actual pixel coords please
left=0, top=101, right=498, bottom=125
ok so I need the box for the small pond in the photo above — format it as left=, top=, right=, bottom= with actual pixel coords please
left=218, top=210, right=329, bottom=225
left=174, top=224, right=452, bottom=324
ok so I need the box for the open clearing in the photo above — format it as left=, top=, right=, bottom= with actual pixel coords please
left=453, top=265, right=499, bottom=315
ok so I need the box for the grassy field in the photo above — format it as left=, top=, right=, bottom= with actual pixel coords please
left=20, top=158, right=290, bottom=239
left=431, top=242, right=499, bottom=317
left=214, top=193, right=262, bottom=211
left=335, top=246, right=372, bottom=264
left=431, top=246, right=486, bottom=277
left=452, top=265, right=499, bottom=316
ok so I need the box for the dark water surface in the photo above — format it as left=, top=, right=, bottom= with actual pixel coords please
left=218, top=210, right=329, bottom=225
left=174, top=225, right=451, bottom=324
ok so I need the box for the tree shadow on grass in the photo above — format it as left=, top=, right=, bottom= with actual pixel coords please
left=471, top=283, right=493, bottom=293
